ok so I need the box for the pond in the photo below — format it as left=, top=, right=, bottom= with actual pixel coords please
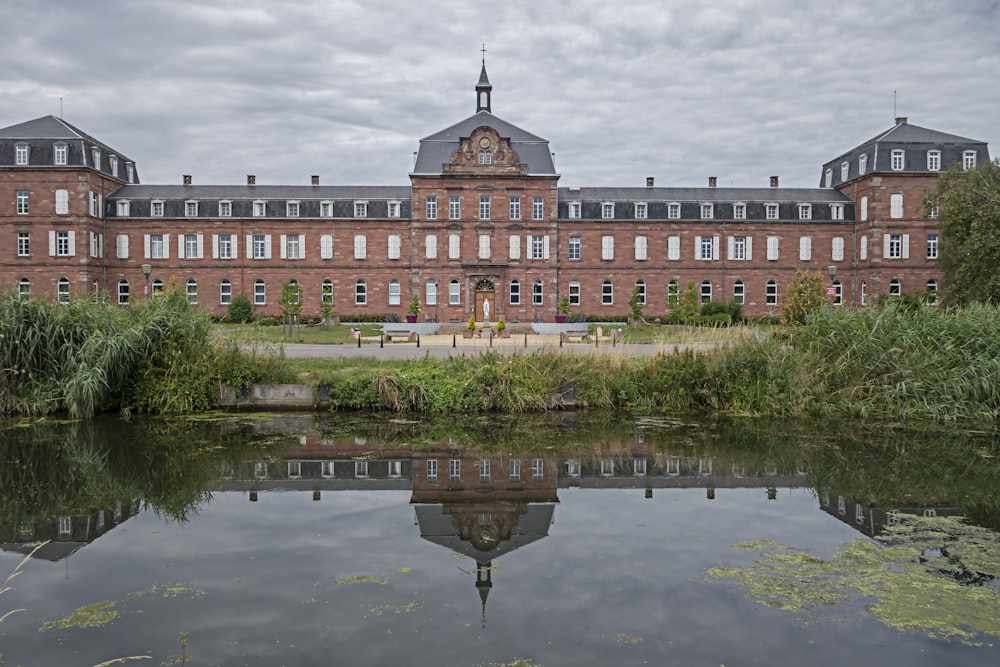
left=2, top=412, right=999, bottom=666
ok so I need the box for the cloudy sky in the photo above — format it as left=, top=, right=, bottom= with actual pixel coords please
left=2, top=0, right=997, bottom=189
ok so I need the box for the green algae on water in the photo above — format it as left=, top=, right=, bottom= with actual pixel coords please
left=707, top=515, right=1000, bottom=644
left=39, top=600, right=118, bottom=632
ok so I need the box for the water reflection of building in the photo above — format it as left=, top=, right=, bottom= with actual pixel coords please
left=411, top=449, right=559, bottom=627
left=0, top=500, right=141, bottom=562
left=817, top=492, right=959, bottom=538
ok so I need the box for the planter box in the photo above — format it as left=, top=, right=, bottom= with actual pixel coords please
left=463, top=329, right=474, bottom=338
left=554, top=315, right=567, bottom=323
left=405, top=314, right=418, bottom=323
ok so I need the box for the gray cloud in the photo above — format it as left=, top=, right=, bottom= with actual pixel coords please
left=2, top=0, right=996, bottom=188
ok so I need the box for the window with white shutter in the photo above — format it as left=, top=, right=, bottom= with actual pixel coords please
left=320, top=234, right=334, bottom=260
left=354, top=234, right=367, bottom=260
left=601, top=235, right=614, bottom=260
left=667, top=236, right=680, bottom=261
left=799, top=236, right=812, bottom=261
left=832, top=237, right=844, bottom=261
left=634, top=236, right=647, bottom=261
left=388, top=234, right=401, bottom=259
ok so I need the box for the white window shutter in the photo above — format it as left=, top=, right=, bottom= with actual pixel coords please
left=162, top=234, right=170, bottom=259
left=668, top=235, right=680, bottom=260
left=118, top=234, right=129, bottom=259
left=298, top=235, right=305, bottom=259
left=509, top=235, right=520, bottom=260
left=694, top=236, right=702, bottom=260
left=98, top=233, right=104, bottom=258
left=264, top=235, right=272, bottom=259
left=426, top=234, right=437, bottom=259
left=882, top=234, right=890, bottom=258
left=196, top=234, right=204, bottom=259
left=49, top=230, right=56, bottom=256
left=230, top=235, right=238, bottom=259
left=212, top=235, right=219, bottom=259
left=246, top=235, right=253, bottom=259
left=902, top=234, right=910, bottom=259
left=67, top=231, right=76, bottom=256
left=321, top=234, right=333, bottom=259
left=55, top=189, right=69, bottom=214
left=860, top=236, right=868, bottom=260
left=832, top=237, right=844, bottom=261
left=712, top=236, right=720, bottom=261
left=280, top=235, right=287, bottom=259
left=177, top=235, right=185, bottom=259
left=727, top=236, right=735, bottom=260
left=144, top=234, right=151, bottom=259
left=745, top=236, right=752, bottom=261
left=543, top=235, right=550, bottom=259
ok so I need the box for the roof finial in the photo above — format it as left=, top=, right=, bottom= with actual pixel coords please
left=476, top=47, right=492, bottom=113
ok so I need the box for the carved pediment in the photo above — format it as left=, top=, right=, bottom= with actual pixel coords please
left=445, top=126, right=526, bottom=175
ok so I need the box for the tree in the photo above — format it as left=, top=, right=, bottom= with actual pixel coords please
left=628, top=284, right=645, bottom=324
left=672, top=280, right=701, bottom=325
left=279, top=280, right=303, bottom=337
left=781, top=270, right=827, bottom=325
left=935, top=160, right=1000, bottom=306
left=225, top=293, right=254, bottom=323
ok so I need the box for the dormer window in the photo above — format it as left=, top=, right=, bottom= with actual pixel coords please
left=667, top=203, right=680, bottom=219
left=125, top=163, right=134, bottom=182
left=798, top=204, right=812, bottom=220
left=568, top=202, right=581, bottom=219
left=841, top=162, right=849, bottom=181
left=634, top=202, right=647, bottom=219
left=388, top=201, right=401, bottom=218
left=253, top=200, right=266, bottom=217
left=286, top=201, right=300, bottom=217
left=15, top=143, right=29, bottom=165
left=963, top=150, right=977, bottom=171
left=927, top=150, right=941, bottom=172
left=700, top=203, right=713, bottom=220
left=859, top=154, right=868, bottom=175
left=91, top=147, right=101, bottom=169
left=824, top=169, right=833, bottom=188
left=478, top=151, right=492, bottom=164
left=320, top=201, right=333, bottom=217
left=54, top=143, right=68, bottom=165
left=602, top=202, right=614, bottom=219
left=733, top=203, right=746, bottom=220
left=117, top=200, right=130, bottom=216
left=354, top=201, right=368, bottom=218
left=151, top=200, right=163, bottom=217
left=219, top=201, right=232, bottom=217
left=109, top=155, right=119, bottom=177
left=891, top=149, right=905, bottom=171
left=766, top=203, right=779, bottom=220
left=185, top=201, right=198, bottom=217
left=830, top=204, right=844, bottom=220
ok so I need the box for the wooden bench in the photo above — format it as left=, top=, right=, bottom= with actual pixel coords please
left=560, top=330, right=591, bottom=343
left=383, top=329, right=417, bottom=342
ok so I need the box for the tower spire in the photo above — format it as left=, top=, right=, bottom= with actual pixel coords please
left=476, top=44, right=492, bottom=113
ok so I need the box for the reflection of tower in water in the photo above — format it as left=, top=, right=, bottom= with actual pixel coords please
left=411, top=450, right=559, bottom=628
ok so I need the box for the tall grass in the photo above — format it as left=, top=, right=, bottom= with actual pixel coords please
left=0, top=287, right=292, bottom=417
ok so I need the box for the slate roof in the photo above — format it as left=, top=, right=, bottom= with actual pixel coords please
left=109, top=184, right=410, bottom=200
left=559, top=186, right=851, bottom=203
left=820, top=119, right=990, bottom=188
left=413, top=110, right=557, bottom=176
left=0, top=114, right=137, bottom=162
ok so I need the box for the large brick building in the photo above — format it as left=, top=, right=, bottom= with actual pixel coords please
left=1, top=65, right=990, bottom=320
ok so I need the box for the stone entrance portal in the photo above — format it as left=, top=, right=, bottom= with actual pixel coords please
left=474, top=279, right=495, bottom=322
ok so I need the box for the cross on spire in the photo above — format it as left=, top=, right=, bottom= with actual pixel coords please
left=480, top=43, right=487, bottom=65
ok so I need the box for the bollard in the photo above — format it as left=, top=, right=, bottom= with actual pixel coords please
left=453, top=333, right=456, bottom=348
left=416, top=334, right=420, bottom=348
left=489, top=331, right=493, bottom=347
left=380, top=334, right=384, bottom=348
left=524, top=332, right=528, bottom=347
left=358, top=332, right=361, bottom=348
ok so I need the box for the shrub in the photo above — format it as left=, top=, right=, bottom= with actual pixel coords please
left=225, top=293, right=254, bottom=323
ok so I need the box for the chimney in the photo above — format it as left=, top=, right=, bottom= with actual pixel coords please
left=708, top=176, right=717, bottom=188
left=646, top=177, right=654, bottom=187
left=247, top=175, right=256, bottom=186
left=895, top=117, right=908, bottom=125
left=182, top=174, right=191, bottom=185
left=311, top=175, right=320, bottom=186
left=770, top=176, right=779, bottom=188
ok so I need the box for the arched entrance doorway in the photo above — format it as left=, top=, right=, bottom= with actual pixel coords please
left=474, top=279, right=495, bottom=322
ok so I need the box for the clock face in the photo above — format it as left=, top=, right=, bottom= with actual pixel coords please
left=479, top=137, right=491, bottom=149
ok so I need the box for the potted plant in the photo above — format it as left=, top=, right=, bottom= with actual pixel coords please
left=555, top=295, right=570, bottom=323
left=496, top=316, right=509, bottom=338
left=406, top=295, right=420, bottom=323
left=464, top=314, right=475, bottom=338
